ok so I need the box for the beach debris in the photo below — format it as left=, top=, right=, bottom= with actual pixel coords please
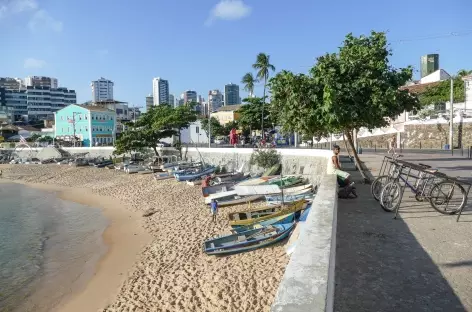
left=142, top=209, right=157, bottom=217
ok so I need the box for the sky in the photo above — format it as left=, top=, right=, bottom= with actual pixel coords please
left=0, top=0, right=471, bottom=109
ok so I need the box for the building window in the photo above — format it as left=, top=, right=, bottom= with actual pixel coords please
left=61, top=116, right=64, bottom=120
left=85, top=115, right=88, bottom=120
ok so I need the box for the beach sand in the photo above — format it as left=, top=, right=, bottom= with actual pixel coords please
left=0, top=164, right=289, bottom=312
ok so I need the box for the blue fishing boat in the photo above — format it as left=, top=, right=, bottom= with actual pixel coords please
left=203, top=222, right=295, bottom=255
left=230, top=212, right=296, bottom=234
left=174, top=166, right=216, bottom=182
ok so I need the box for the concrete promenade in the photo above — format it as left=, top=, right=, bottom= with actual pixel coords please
left=335, top=152, right=472, bottom=312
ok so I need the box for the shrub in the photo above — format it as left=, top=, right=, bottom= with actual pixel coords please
left=250, top=148, right=281, bottom=169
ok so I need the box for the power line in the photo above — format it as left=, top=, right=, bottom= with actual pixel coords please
left=293, top=29, right=472, bottom=69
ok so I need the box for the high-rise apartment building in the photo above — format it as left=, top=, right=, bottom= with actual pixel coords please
left=208, top=89, right=223, bottom=113
left=0, top=77, right=24, bottom=90
left=2, top=86, right=76, bottom=121
left=169, top=94, right=175, bottom=107
left=25, top=76, right=58, bottom=89
left=183, top=90, right=197, bottom=104
left=146, top=94, right=154, bottom=111
left=91, top=77, right=114, bottom=101
left=224, top=83, right=240, bottom=106
left=420, top=54, right=439, bottom=78
left=152, top=77, right=169, bottom=105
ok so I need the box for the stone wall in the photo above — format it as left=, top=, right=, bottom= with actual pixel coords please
left=315, top=122, right=472, bottom=150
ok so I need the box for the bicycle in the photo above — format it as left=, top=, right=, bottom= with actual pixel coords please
left=371, top=154, right=403, bottom=201
left=380, top=164, right=467, bottom=215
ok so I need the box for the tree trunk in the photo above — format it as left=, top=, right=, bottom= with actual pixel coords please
left=152, top=146, right=159, bottom=157
left=261, top=77, right=266, bottom=139
left=342, top=134, right=353, bottom=159
left=345, top=130, right=369, bottom=183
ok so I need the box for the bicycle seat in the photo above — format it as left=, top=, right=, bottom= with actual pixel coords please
left=418, top=163, right=431, bottom=169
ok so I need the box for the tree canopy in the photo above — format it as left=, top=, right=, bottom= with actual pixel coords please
left=270, top=31, right=420, bottom=180
left=419, top=74, right=468, bottom=106
left=114, top=104, right=197, bottom=156
left=238, top=97, right=275, bottom=132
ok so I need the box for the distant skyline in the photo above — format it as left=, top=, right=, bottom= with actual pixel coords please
left=0, top=0, right=470, bottom=107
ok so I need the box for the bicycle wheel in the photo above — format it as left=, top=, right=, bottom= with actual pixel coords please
left=428, top=181, right=467, bottom=215
left=380, top=181, right=402, bottom=212
left=371, top=175, right=390, bottom=201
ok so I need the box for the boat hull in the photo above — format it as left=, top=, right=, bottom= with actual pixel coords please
left=204, top=223, right=295, bottom=255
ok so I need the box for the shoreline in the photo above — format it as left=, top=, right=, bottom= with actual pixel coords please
left=1, top=164, right=289, bottom=311
left=0, top=178, right=152, bottom=312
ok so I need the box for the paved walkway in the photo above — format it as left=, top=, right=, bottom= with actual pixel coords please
left=334, top=153, right=472, bottom=312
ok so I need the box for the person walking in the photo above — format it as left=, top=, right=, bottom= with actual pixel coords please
left=210, top=199, right=218, bottom=223
left=387, top=135, right=396, bottom=155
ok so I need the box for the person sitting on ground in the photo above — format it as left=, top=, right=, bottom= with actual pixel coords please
left=210, top=199, right=218, bottom=223
left=332, top=145, right=354, bottom=187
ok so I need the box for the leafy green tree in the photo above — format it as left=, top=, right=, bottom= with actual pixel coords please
left=311, top=31, right=419, bottom=180
left=252, top=53, right=275, bottom=136
left=171, top=101, right=198, bottom=140
left=270, top=71, right=327, bottom=139
left=419, top=76, right=465, bottom=106
left=270, top=31, right=419, bottom=181
left=26, top=133, right=42, bottom=142
left=457, top=69, right=472, bottom=77
left=242, top=72, right=258, bottom=97
left=114, top=105, right=178, bottom=156
left=200, top=117, right=224, bottom=138
left=238, top=97, right=274, bottom=134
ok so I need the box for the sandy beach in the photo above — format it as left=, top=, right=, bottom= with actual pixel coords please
left=0, top=164, right=289, bottom=312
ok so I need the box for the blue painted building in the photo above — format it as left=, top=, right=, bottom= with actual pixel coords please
left=54, top=104, right=116, bottom=147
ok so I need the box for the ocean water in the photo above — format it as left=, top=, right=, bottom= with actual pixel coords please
left=0, top=183, right=108, bottom=312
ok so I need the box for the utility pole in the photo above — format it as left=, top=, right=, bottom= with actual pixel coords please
left=208, top=115, right=211, bottom=149
left=449, top=78, right=454, bottom=154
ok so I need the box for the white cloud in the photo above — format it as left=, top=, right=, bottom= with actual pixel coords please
left=0, top=0, right=38, bottom=19
left=28, top=9, right=63, bottom=32
left=205, top=0, right=251, bottom=26
left=24, top=57, right=46, bottom=69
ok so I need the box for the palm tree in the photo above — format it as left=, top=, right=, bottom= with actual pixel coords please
left=241, top=72, right=258, bottom=98
left=252, top=53, right=275, bottom=138
left=457, top=69, right=472, bottom=77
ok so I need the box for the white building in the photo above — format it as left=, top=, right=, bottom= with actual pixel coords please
left=91, top=77, right=114, bottom=101
left=208, top=89, right=223, bottom=113
left=152, top=77, right=169, bottom=105
left=179, top=121, right=209, bottom=144
left=419, top=69, right=451, bottom=84
left=25, top=76, right=58, bottom=89
left=462, top=75, right=472, bottom=109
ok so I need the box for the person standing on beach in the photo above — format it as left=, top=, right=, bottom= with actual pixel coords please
left=332, top=145, right=353, bottom=187
left=210, top=199, right=218, bottom=223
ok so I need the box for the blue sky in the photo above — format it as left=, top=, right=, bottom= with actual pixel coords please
left=0, top=0, right=470, bottom=109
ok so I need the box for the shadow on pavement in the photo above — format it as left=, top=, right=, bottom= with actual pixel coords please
left=334, top=183, right=467, bottom=312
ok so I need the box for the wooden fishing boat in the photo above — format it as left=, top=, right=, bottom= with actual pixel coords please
left=203, top=222, right=295, bottom=255
left=214, top=195, right=264, bottom=207
left=229, top=200, right=307, bottom=227
left=266, top=192, right=314, bottom=206
left=233, top=183, right=312, bottom=196
left=228, top=205, right=278, bottom=222
left=175, top=166, right=216, bottom=182
left=236, top=176, right=276, bottom=186
left=230, top=212, right=296, bottom=234
left=202, top=182, right=236, bottom=197
left=266, top=176, right=304, bottom=188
